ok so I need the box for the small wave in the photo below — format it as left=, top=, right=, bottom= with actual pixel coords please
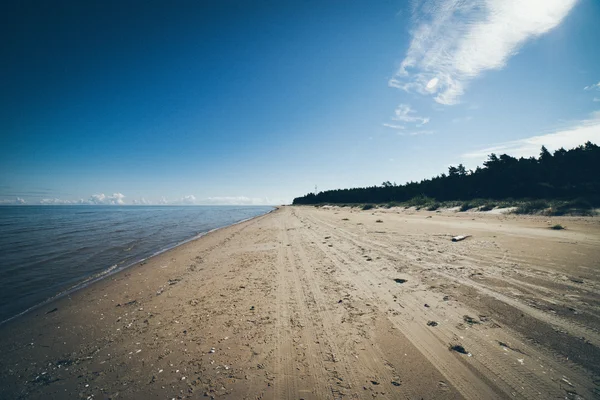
left=0, top=206, right=274, bottom=325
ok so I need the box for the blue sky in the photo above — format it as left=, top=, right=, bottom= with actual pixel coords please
left=1, top=0, right=599, bottom=205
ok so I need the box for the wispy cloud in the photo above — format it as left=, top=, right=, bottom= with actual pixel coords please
left=32, top=193, right=278, bottom=206
left=38, top=193, right=125, bottom=205
left=202, top=196, right=276, bottom=205
left=40, top=198, right=83, bottom=205
left=392, top=104, right=430, bottom=125
left=382, top=123, right=406, bottom=130
left=132, top=197, right=151, bottom=205
left=0, top=197, right=26, bottom=205
left=89, top=193, right=126, bottom=205
left=594, top=97, right=600, bottom=102
left=584, top=81, right=600, bottom=91
left=390, top=0, right=578, bottom=105
left=173, top=195, right=197, bottom=205
left=463, top=110, right=600, bottom=161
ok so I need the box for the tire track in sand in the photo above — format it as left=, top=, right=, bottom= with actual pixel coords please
left=273, top=213, right=334, bottom=399
left=297, top=208, right=583, bottom=399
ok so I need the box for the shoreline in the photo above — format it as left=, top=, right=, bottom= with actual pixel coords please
left=0, top=206, right=276, bottom=327
left=0, top=205, right=598, bottom=399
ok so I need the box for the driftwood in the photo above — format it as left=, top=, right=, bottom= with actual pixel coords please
left=451, top=235, right=471, bottom=242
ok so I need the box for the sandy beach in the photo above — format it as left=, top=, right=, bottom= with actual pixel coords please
left=0, top=206, right=599, bottom=399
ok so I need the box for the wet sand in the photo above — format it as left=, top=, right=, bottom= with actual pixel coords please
left=0, top=206, right=598, bottom=399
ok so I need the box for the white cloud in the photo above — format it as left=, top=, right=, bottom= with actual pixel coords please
left=40, top=198, right=79, bottom=205
left=594, top=97, right=600, bottom=102
left=391, top=0, right=577, bottom=105
left=88, top=193, right=125, bottom=205
left=382, top=123, right=406, bottom=130
left=391, top=104, right=430, bottom=126
left=584, top=82, right=600, bottom=91
left=132, top=197, right=151, bottom=205
left=201, top=196, right=276, bottom=205
left=32, top=193, right=279, bottom=206
left=463, top=110, right=600, bottom=161
left=173, top=195, right=197, bottom=205
left=0, top=197, right=26, bottom=205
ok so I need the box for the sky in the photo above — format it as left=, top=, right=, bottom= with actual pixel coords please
left=1, top=0, right=599, bottom=205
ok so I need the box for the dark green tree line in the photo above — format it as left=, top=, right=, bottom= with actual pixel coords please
left=292, top=142, right=600, bottom=205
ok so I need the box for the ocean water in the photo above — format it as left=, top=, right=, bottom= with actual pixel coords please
left=0, top=205, right=273, bottom=324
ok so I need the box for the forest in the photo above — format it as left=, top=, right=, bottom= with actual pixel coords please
left=292, top=142, right=600, bottom=211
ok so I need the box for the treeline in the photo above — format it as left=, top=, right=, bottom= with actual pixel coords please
left=293, top=142, right=600, bottom=206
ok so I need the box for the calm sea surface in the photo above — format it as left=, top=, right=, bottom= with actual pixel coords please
left=0, top=205, right=273, bottom=323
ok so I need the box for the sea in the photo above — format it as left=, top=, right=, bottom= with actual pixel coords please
left=0, top=205, right=274, bottom=324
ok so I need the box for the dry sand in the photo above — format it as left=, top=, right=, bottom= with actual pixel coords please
left=0, top=206, right=599, bottom=399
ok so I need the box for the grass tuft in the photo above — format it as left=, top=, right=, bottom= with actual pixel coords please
left=459, top=202, right=472, bottom=212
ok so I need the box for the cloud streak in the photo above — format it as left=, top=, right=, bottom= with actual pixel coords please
left=382, top=123, right=406, bottom=130
left=391, top=103, right=430, bottom=125
left=463, top=111, right=600, bottom=161
left=32, top=193, right=278, bottom=206
left=0, top=197, right=26, bottom=205
left=201, top=196, right=276, bottom=205
left=88, top=193, right=126, bottom=205
left=390, top=0, right=577, bottom=105
left=584, top=81, right=600, bottom=91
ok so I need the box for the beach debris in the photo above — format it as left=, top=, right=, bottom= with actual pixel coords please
left=391, top=381, right=401, bottom=386
left=376, top=219, right=383, bottom=223
left=497, top=341, right=526, bottom=355
left=463, top=315, right=480, bottom=325
left=561, top=377, right=574, bottom=387
left=156, top=287, right=164, bottom=296
left=449, top=344, right=469, bottom=355
left=393, top=278, right=407, bottom=284
left=250, top=305, right=255, bottom=310
left=443, top=295, right=450, bottom=301
left=168, top=278, right=181, bottom=285
left=209, top=348, right=216, bottom=353
left=424, top=304, right=430, bottom=308
left=451, top=235, right=471, bottom=242
left=427, top=321, right=438, bottom=327
left=370, top=380, right=380, bottom=385
left=46, top=307, right=58, bottom=314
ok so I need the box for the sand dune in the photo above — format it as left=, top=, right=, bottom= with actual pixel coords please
left=1, top=206, right=598, bottom=399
